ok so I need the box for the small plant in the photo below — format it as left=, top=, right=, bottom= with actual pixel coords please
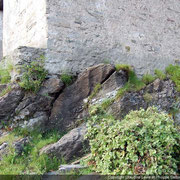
left=0, top=86, right=12, bottom=97
left=88, top=83, right=102, bottom=102
left=116, top=70, right=145, bottom=99
left=19, top=60, right=47, bottom=93
left=142, top=74, right=155, bottom=85
left=166, top=64, right=180, bottom=92
left=101, top=98, right=114, bottom=110
left=125, top=46, right=131, bottom=52
left=85, top=107, right=180, bottom=175
left=115, top=64, right=132, bottom=72
left=61, top=73, right=73, bottom=86
left=143, top=92, right=153, bottom=103
left=154, top=69, right=166, bottom=80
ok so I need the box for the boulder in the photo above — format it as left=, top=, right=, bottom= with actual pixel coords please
left=20, top=112, right=48, bottom=132
left=39, top=77, right=64, bottom=96
left=40, top=124, right=88, bottom=162
left=50, top=64, right=115, bottom=131
left=0, top=84, right=24, bottom=122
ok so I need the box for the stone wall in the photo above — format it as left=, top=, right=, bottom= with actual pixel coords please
left=0, top=11, right=3, bottom=60
left=3, top=0, right=180, bottom=76
left=46, top=0, right=180, bottom=76
left=3, top=0, right=47, bottom=56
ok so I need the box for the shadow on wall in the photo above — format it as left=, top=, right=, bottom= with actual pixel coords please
left=0, top=0, right=2, bottom=11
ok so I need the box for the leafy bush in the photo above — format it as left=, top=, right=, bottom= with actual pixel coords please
left=61, top=73, right=73, bottom=86
left=19, top=60, right=47, bottom=93
left=142, top=74, right=155, bottom=84
left=85, top=106, right=180, bottom=175
left=166, top=64, right=180, bottom=92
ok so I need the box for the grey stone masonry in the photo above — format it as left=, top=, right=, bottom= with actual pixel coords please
left=3, top=0, right=180, bottom=76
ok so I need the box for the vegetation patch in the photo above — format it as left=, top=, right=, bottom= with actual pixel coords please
left=154, top=69, right=166, bottom=80
left=115, top=64, right=132, bottom=72
left=116, top=69, right=145, bottom=99
left=101, top=98, right=114, bottom=110
left=0, top=59, right=14, bottom=84
left=166, top=64, right=180, bottom=92
left=85, top=106, right=180, bottom=175
left=142, top=74, right=155, bottom=85
left=143, top=93, right=153, bottom=103
left=61, top=73, right=73, bottom=86
left=19, top=60, right=47, bottom=93
left=88, top=83, right=102, bottom=102
left=0, top=129, right=64, bottom=175
left=0, top=86, right=12, bottom=97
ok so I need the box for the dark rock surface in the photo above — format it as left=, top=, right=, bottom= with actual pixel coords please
left=40, top=124, right=87, bottom=162
left=50, top=64, right=115, bottom=131
left=0, top=84, right=24, bottom=122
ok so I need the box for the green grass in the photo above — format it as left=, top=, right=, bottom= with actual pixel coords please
left=142, top=74, right=155, bottom=85
left=115, top=64, right=132, bottom=72
left=88, top=83, right=102, bottom=102
left=154, top=69, right=166, bottom=80
left=101, top=98, right=114, bottom=110
left=0, top=86, right=12, bottom=97
left=61, top=73, right=73, bottom=86
left=166, top=64, right=180, bottom=92
left=116, top=70, right=145, bottom=99
left=0, top=129, right=64, bottom=175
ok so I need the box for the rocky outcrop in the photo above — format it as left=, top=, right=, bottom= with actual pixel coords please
left=40, top=124, right=87, bottom=162
left=0, top=84, right=24, bottom=122
left=50, top=64, right=115, bottom=131
left=109, top=79, right=179, bottom=119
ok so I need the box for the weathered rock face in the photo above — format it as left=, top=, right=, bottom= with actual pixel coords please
left=109, top=79, right=179, bottom=119
left=0, top=84, right=24, bottom=122
left=50, top=64, right=115, bottom=131
left=40, top=124, right=87, bottom=162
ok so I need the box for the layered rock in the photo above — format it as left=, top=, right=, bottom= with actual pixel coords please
left=49, top=64, right=115, bottom=131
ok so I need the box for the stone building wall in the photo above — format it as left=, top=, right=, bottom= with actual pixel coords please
left=3, top=0, right=47, bottom=57
left=46, top=0, right=180, bottom=76
left=0, top=11, right=3, bottom=60
left=2, top=0, right=180, bottom=76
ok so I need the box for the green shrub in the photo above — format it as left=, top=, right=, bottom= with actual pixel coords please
left=154, top=69, right=166, bottom=80
left=85, top=107, right=180, bottom=175
left=166, top=64, right=180, bottom=92
left=61, top=73, right=73, bottom=86
left=142, top=74, right=155, bottom=84
left=19, top=61, right=47, bottom=93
